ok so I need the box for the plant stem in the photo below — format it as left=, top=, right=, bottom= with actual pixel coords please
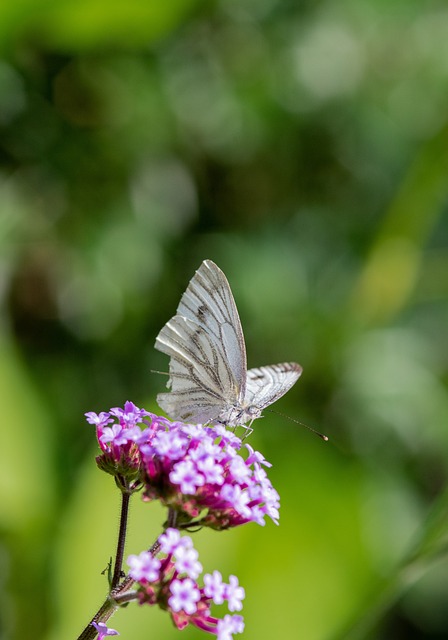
left=167, top=507, right=178, bottom=529
left=112, top=488, right=131, bottom=589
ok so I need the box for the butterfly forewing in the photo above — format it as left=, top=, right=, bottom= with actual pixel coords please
left=176, top=260, right=247, bottom=395
left=155, top=263, right=248, bottom=423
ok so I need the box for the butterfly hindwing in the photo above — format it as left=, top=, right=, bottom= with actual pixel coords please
left=245, top=363, right=302, bottom=411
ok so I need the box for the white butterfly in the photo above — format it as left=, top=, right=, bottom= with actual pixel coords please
left=155, top=259, right=302, bottom=427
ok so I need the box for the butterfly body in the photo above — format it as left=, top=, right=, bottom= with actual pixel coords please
left=155, top=260, right=302, bottom=427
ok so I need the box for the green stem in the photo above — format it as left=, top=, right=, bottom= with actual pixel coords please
left=112, top=488, right=131, bottom=589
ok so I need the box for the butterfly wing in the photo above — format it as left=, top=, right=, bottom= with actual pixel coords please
left=245, top=363, right=302, bottom=412
left=176, top=260, right=247, bottom=393
left=155, top=260, right=247, bottom=422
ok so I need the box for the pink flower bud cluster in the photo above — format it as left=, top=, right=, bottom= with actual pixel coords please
left=127, top=529, right=245, bottom=640
left=86, top=402, right=280, bottom=529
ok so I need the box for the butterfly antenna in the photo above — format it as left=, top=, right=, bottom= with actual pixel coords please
left=150, top=369, right=170, bottom=376
left=266, top=409, right=329, bottom=441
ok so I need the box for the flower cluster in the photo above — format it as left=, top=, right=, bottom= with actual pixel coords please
left=85, top=402, right=279, bottom=640
left=86, top=402, right=280, bottom=530
left=127, top=529, right=245, bottom=640
left=85, top=403, right=149, bottom=486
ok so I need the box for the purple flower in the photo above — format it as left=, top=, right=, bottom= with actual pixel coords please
left=159, top=528, right=185, bottom=554
left=91, top=621, right=119, bottom=638
left=169, top=578, right=201, bottom=614
left=220, top=485, right=251, bottom=519
left=196, top=456, right=224, bottom=485
left=225, top=576, right=245, bottom=612
left=85, top=411, right=112, bottom=428
left=245, top=444, right=272, bottom=468
left=122, top=426, right=146, bottom=442
left=216, top=615, right=245, bottom=640
left=99, top=424, right=129, bottom=446
left=173, top=544, right=202, bottom=579
left=182, top=424, right=206, bottom=438
left=213, top=425, right=242, bottom=448
left=229, top=457, right=251, bottom=483
left=152, top=430, right=189, bottom=459
left=170, top=460, right=205, bottom=494
left=252, top=465, right=268, bottom=483
left=203, top=570, right=226, bottom=605
left=110, top=401, right=149, bottom=428
left=127, top=551, right=161, bottom=583
left=190, top=440, right=222, bottom=461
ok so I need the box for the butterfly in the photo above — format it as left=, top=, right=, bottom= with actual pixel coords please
left=155, top=259, right=302, bottom=427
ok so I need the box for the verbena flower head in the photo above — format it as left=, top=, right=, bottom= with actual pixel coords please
left=85, top=401, right=151, bottom=486
left=86, top=403, right=280, bottom=530
left=127, top=529, right=245, bottom=640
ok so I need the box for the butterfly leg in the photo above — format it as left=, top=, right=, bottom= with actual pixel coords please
left=237, top=423, right=253, bottom=440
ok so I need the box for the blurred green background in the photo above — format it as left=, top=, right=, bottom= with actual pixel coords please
left=1, top=1, right=448, bottom=639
